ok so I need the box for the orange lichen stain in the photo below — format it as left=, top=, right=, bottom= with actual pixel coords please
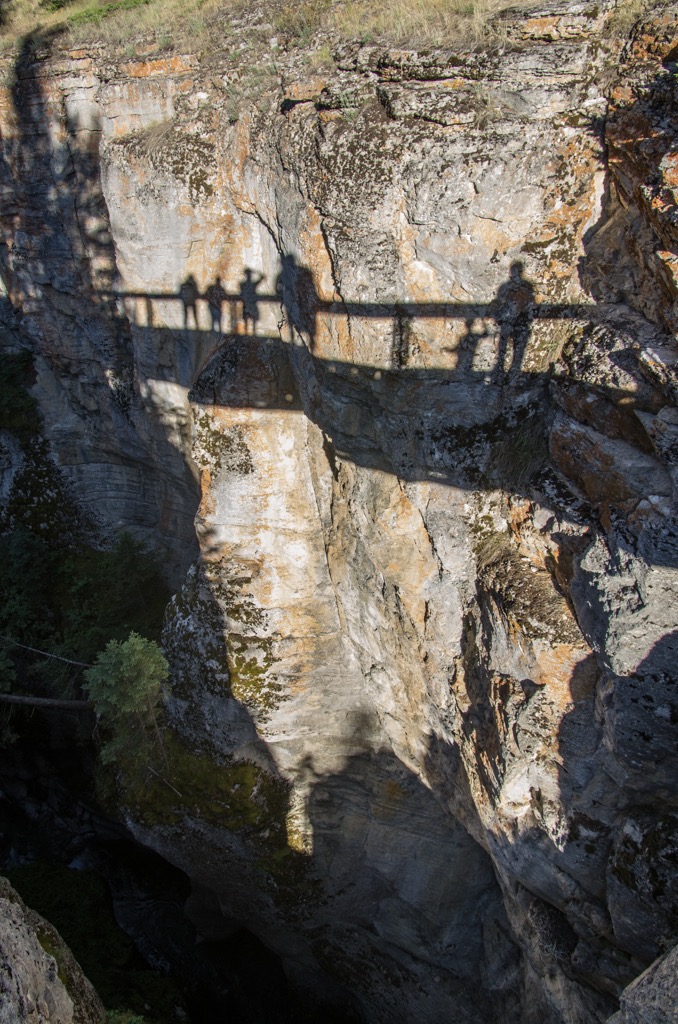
left=121, top=56, right=196, bottom=78
left=660, top=154, right=678, bottom=187
left=439, top=78, right=471, bottom=90
left=298, top=214, right=331, bottom=298
left=198, top=467, right=216, bottom=518
left=66, top=51, right=94, bottom=66
left=284, top=78, right=327, bottom=102
left=657, top=249, right=678, bottom=264
left=223, top=120, right=258, bottom=213
left=630, top=13, right=678, bottom=61
left=521, top=16, right=562, bottom=39
left=532, top=645, right=594, bottom=703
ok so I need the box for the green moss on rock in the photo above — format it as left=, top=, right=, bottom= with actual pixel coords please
left=122, top=728, right=290, bottom=847
left=193, top=413, right=254, bottom=475
left=165, top=560, right=287, bottom=718
left=226, top=631, right=283, bottom=715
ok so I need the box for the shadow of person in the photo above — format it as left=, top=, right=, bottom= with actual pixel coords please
left=205, top=276, right=227, bottom=334
left=239, top=268, right=265, bottom=336
left=447, top=316, right=492, bottom=374
left=491, top=261, right=536, bottom=380
left=179, top=273, right=199, bottom=329
left=275, top=254, right=319, bottom=351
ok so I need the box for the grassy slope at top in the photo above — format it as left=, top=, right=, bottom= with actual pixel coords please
left=0, top=0, right=547, bottom=61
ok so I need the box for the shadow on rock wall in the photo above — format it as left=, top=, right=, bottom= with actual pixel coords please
left=302, top=741, right=515, bottom=1024
left=1, top=26, right=677, bottom=1024
left=0, top=30, right=200, bottom=582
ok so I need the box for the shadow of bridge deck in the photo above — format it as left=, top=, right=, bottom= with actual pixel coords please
left=125, top=316, right=654, bottom=502
left=110, top=288, right=639, bottom=414
left=88, top=285, right=678, bottom=568
left=103, top=286, right=601, bottom=331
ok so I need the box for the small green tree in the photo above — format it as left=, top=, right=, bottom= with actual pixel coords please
left=84, top=632, right=168, bottom=766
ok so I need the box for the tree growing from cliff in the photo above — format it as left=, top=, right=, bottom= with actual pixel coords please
left=84, top=632, right=168, bottom=766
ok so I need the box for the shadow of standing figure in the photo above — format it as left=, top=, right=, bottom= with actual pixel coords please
left=239, top=268, right=264, bottom=335
left=205, top=276, right=227, bottom=334
left=179, top=273, right=199, bottom=329
left=275, top=254, right=319, bottom=350
left=491, top=261, right=536, bottom=380
left=444, top=316, right=491, bottom=374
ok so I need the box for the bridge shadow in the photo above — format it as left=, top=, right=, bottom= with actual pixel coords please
left=116, top=293, right=677, bottom=565
left=185, top=328, right=547, bottom=485
left=2, top=29, right=674, bottom=569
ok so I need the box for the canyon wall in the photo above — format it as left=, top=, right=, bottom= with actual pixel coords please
left=0, top=2, right=677, bottom=1021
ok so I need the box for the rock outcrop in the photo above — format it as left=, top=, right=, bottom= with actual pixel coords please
left=607, top=944, right=678, bottom=1024
left=0, top=877, right=104, bottom=1024
left=0, top=2, right=676, bottom=1022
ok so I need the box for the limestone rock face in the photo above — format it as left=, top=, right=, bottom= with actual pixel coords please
left=607, top=945, right=678, bottom=1024
left=0, top=3, right=677, bottom=1023
left=0, top=878, right=104, bottom=1024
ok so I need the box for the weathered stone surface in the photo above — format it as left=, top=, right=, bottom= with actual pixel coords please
left=0, top=3, right=676, bottom=1023
left=0, top=878, right=104, bottom=1024
left=607, top=944, right=678, bottom=1024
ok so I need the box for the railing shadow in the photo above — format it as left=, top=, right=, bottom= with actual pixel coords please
left=98, top=274, right=678, bottom=573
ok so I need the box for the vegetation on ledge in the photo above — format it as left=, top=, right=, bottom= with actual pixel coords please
left=0, top=0, right=575, bottom=60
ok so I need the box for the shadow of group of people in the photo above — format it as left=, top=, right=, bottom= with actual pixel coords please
left=176, top=258, right=537, bottom=381
left=178, top=269, right=267, bottom=336
left=178, top=256, right=320, bottom=348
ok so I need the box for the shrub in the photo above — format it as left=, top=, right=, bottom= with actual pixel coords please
left=84, top=632, right=168, bottom=765
left=0, top=530, right=171, bottom=695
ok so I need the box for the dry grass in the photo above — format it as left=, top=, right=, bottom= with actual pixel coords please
left=0, top=0, right=542, bottom=58
left=273, top=0, right=538, bottom=49
left=63, top=0, right=228, bottom=52
left=605, top=0, right=648, bottom=39
left=332, top=0, right=533, bottom=48
left=0, top=0, right=644, bottom=61
left=0, top=0, right=234, bottom=55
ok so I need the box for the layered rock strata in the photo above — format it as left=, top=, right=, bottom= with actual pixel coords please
left=0, top=2, right=677, bottom=1022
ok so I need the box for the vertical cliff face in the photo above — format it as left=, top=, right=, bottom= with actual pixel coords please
left=0, top=3, right=677, bottom=1022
